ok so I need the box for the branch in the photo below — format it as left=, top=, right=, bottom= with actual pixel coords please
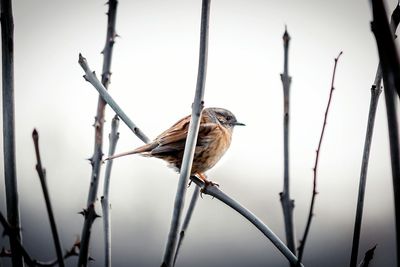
left=189, top=176, right=304, bottom=267
left=297, top=51, right=343, bottom=263
left=78, top=54, right=150, bottom=144
left=101, top=115, right=120, bottom=267
left=1, top=0, right=24, bottom=265
left=371, top=1, right=400, bottom=265
left=0, top=211, right=81, bottom=266
left=350, top=4, right=400, bottom=267
left=173, top=185, right=200, bottom=266
left=0, top=211, right=34, bottom=266
left=78, top=1, right=120, bottom=265
left=161, top=1, right=210, bottom=266
left=32, top=129, right=64, bottom=267
left=358, top=245, right=377, bottom=267
left=279, top=25, right=296, bottom=260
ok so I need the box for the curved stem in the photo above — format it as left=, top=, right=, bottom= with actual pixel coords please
left=189, top=176, right=304, bottom=267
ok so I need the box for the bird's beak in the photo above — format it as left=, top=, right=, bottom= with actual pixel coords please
left=233, top=122, right=245, bottom=126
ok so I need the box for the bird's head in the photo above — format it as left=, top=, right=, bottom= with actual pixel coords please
left=205, top=107, right=245, bottom=129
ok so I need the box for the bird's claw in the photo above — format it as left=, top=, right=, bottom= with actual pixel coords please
left=199, top=180, right=219, bottom=198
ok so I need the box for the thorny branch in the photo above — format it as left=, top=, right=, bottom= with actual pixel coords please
left=78, top=1, right=120, bottom=266
left=297, top=51, right=343, bottom=263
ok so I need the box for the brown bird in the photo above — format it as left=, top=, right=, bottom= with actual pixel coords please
left=107, top=107, right=244, bottom=185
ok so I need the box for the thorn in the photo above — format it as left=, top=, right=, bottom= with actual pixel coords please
left=92, top=71, right=96, bottom=76
left=89, top=256, right=95, bottom=261
left=78, top=209, right=87, bottom=216
left=83, top=75, right=89, bottom=82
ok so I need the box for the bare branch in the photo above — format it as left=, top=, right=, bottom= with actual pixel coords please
left=1, top=0, right=23, bottom=265
left=189, top=176, right=304, bottom=267
left=350, top=4, right=400, bottom=267
left=370, top=0, right=400, bottom=265
left=173, top=186, right=200, bottom=266
left=78, top=1, right=120, bottom=265
left=297, top=51, right=343, bottom=263
left=279, top=26, right=296, bottom=261
left=161, top=1, right=210, bottom=266
left=101, top=115, right=120, bottom=267
left=32, top=129, right=65, bottom=267
left=78, top=54, right=150, bottom=144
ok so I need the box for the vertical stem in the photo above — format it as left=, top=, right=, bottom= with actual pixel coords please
left=349, top=70, right=381, bottom=267
left=0, top=0, right=24, bottom=265
left=350, top=5, right=399, bottom=266
left=279, top=26, right=296, bottom=260
left=32, top=129, right=65, bottom=267
left=173, top=186, right=200, bottom=266
left=78, top=1, right=119, bottom=266
left=101, top=116, right=120, bottom=267
left=161, top=0, right=210, bottom=266
left=370, top=1, right=400, bottom=266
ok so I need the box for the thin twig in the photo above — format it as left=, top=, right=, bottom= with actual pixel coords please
left=101, top=115, right=120, bottom=267
left=350, top=4, right=400, bottom=267
left=173, top=186, right=200, bottom=266
left=297, top=51, right=343, bottom=263
left=371, top=0, right=400, bottom=265
left=358, top=245, right=377, bottom=267
left=32, top=129, right=65, bottom=267
left=279, top=26, right=296, bottom=261
left=189, top=176, right=304, bottom=267
left=0, top=0, right=24, bottom=265
left=78, top=1, right=120, bottom=265
left=161, top=1, right=210, bottom=266
left=78, top=54, right=150, bottom=144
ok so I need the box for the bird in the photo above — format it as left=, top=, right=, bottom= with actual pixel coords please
left=106, top=107, right=244, bottom=186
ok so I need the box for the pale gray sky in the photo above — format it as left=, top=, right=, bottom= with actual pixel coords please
left=0, top=0, right=399, bottom=266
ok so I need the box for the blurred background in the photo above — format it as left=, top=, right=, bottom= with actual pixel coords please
left=0, top=0, right=399, bottom=266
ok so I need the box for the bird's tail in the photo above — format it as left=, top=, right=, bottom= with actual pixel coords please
left=104, top=142, right=157, bottom=161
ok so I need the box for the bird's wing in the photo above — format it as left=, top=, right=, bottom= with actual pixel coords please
left=151, top=115, right=216, bottom=155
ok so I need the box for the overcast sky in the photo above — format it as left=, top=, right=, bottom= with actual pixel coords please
left=0, top=0, right=399, bottom=266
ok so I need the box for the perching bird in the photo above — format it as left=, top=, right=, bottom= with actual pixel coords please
left=107, top=107, right=244, bottom=185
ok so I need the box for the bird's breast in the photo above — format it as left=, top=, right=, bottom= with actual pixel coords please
left=192, top=125, right=232, bottom=174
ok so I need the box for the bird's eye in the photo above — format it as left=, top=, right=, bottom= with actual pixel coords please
left=226, top=116, right=232, bottom=121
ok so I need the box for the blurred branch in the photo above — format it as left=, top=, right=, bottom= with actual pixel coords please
left=173, top=185, right=200, bottom=266
left=189, top=176, right=304, bottom=267
left=101, top=115, right=120, bottom=267
left=358, top=245, right=377, bottom=267
left=32, top=129, right=65, bottom=267
left=78, top=54, right=150, bottom=144
left=371, top=0, right=400, bottom=265
left=161, top=0, right=210, bottom=266
left=350, top=4, right=400, bottom=267
left=371, top=0, right=400, bottom=266
left=78, top=1, right=120, bottom=265
left=297, top=51, right=343, bottom=263
left=1, top=0, right=24, bottom=265
left=279, top=26, right=296, bottom=261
